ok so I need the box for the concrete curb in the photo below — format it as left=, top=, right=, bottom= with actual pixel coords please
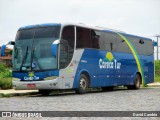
left=0, top=90, right=38, bottom=97
left=0, top=92, right=38, bottom=98
left=147, top=82, right=160, bottom=87
left=0, top=82, right=159, bottom=97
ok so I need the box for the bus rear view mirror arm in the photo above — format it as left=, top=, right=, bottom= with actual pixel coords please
left=7, top=41, right=15, bottom=45
left=52, top=40, right=60, bottom=56
left=1, top=41, right=15, bottom=57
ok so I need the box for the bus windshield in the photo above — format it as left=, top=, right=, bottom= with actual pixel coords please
left=12, top=26, right=60, bottom=71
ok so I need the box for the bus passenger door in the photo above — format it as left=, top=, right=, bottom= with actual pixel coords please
left=59, top=26, right=75, bottom=89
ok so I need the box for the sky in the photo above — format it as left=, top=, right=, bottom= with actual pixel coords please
left=0, top=0, right=160, bottom=58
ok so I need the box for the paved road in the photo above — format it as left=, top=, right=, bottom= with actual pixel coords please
left=0, top=87, right=160, bottom=111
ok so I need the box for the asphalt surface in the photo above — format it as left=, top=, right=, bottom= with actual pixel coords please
left=0, top=87, right=160, bottom=111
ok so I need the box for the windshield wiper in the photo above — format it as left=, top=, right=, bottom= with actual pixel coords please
left=14, top=47, right=18, bottom=59
left=32, top=47, right=42, bottom=70
left=20, top=46, right=29, bottom=71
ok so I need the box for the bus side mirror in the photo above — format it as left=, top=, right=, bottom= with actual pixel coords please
left=1, top=45, right=6, bottom=56
left=52, top=40, right=60, bottom=56
left=8, top=41, right=15, bottom=45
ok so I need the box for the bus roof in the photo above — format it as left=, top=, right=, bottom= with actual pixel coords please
left=18, top=22, right=152, bottom=41
left=18, top=23, right=61, bottom=30
left=102, top=30, right=152, bottom=41
left=121, top=32, right=152, bottom=41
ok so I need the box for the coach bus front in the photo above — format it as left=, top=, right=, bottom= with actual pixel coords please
left=12, top=24, right=62, bottom=90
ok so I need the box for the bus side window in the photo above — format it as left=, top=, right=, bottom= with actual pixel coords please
left=59, top=43, right=68, bottom=68
left=76, top=27, right=91, bottom=48
left=115, top=35, right=130, bottom=53
left=128, top=36, right=153, bottom=56
left=62, top=26, right=75, bottom=49
left=99, top=32, right=117, bottom=51
left=76, top=28, right=83, bottom=48
left=91, top=30, right=100, bottom=49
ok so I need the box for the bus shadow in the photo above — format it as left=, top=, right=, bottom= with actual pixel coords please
left=28, top=87, right=134, bottom=97
left=28, top=86, right=156, bottom=97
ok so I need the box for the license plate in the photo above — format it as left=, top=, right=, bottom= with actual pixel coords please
left=27, top=84, right=36, bottom=88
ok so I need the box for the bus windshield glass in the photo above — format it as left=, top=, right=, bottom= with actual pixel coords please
left=12, top=26, right=60, bottom=71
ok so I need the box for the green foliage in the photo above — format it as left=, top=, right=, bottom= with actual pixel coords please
left=1, top=93, right=13, bottom=98
left=155, top=60, right=160, bottom=82
left=155, top=76, right=160, bottom=82
left=155, top=60, right=160, bottom=75
left=0, top=64, right=12, bottom=78
left=0, top=64, right=6, bottom=73
left=8, top=50, right=12, bottom=55
left=0, top=77, right=12, bottom=89
left=0, top=64, right=12, bottom=89
left=1, top=71, right=12, bottom=78
left=155, top=60, right=160, bottom=69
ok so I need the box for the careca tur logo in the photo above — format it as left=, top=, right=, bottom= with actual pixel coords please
left=99, top=52, right=121, bottom=69
left=24, top=72, right=40, bottom=80
left=29, top=72, right=34, bottom=77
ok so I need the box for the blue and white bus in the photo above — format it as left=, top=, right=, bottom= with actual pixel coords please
left=2, top=23, right=154, bottom=95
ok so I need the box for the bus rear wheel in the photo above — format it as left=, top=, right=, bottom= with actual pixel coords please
left=127, top=74, right=141, bottom=90
left=76, top=74, right=89, bottom=94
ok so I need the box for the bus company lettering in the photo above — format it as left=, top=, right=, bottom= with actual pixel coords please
left=24, top=72, right=40, bottom=80
left=99, top=52, right=121, bottom=69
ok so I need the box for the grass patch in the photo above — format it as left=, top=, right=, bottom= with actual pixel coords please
left=0, top=92, right=39, bottom=98
left=2, top=94, right=14, bottom=98
left=155, top=76, right=160, bottom=82
left=155, top=60, right=160, bottom=82
left=0, top=64, right=12, bottom=78
left=0, top=64, right=12, bottom=89
left=0, top=77, right=12, bottom=89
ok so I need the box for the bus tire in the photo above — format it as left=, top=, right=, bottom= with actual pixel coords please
left=39, top=90, right=51, bottom=96
left=127, top=74, right=141, bottom=90
left=76, top=74, right=89, bottom=94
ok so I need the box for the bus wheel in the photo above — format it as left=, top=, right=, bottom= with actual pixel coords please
left=39, top=90, right=51, bottom=96
left=76, top=74, right=89, bottom=94
left=127, top=74, right=141, bottom=90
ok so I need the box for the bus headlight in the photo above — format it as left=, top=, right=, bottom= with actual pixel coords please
left=44, top=76, right=58, bottom=80
left=12, top=78, right=21, bottom=81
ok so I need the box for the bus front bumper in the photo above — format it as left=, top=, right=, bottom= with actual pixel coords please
left=12, top=79, right=59, bottom=90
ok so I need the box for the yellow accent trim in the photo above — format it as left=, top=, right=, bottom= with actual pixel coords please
left=117, top=33, right=145, bottom=85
